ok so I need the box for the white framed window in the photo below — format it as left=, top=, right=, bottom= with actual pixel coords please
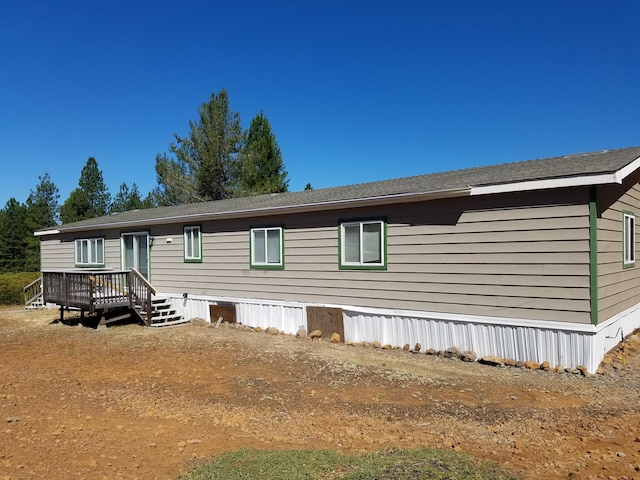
left=339, top=220, right=386, bottom=269
left=184, top=226, right=202, bottom=262
left=75, top=238, right=105, bottom=266
left=623, top=211, right=635, bottom=267
left=250, top=227, right=283, bottom=269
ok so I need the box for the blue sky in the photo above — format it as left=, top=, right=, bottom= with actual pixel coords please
left=1, top=1, right=639, bottom=208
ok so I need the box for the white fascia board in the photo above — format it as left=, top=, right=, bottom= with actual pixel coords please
left=614, top=156, right=640, bottom=183
left=54, top=187, right=472, bottom=233
left=34, top=229, right=60, bottom=237
left=470, top=172, right=619, bottom=196
left=471, top=157, right=640, bottom=196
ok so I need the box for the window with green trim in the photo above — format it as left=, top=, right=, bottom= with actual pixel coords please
left=184, top=226, right=202, bottom=262
left=250, top=227, right=283, bottom=268
left=623, top=212, right=635, bottom=267
left=339, top=220, right=386, bottom=269
left=75, top=238, right=105, bottom=266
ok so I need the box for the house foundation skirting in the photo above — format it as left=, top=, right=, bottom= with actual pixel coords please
left=164, top=293, right=640, bottom=374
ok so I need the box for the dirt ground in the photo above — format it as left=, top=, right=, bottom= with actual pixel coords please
left=1, top=308, right=640, bottom=480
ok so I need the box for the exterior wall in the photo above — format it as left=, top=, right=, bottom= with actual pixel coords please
left=38, top=187, right=608, bottom=370
left=40, top=231, right=121, bottom=271
left=39, top=188, right=592, bottom=324
left=40, top=237, right=73, bottom=271
left=147, top=188, right=592, bottom=324
left=597, top=176, right=640, bottom=323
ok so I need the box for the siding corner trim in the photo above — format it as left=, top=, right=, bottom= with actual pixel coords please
left=589, top=187, right=598, bottom=325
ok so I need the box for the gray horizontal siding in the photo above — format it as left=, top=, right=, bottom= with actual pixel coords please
left=40, top=232, right=122, bottom=271
left=39, top=189, right=592, bottom=324
left=40, top=239, right=74, bottom=271
left=597, top=176, right=640, bottom=322
left=144, top=189, right=592, bottom=324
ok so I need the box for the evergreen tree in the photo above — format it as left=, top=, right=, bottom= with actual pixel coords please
left=60, top=157, right=110, bottom=223
left=78, top=157, right=111, bottom=216
left=193, top=89, right=244, bottom=200
left=24, top=174, right=60, bottom=271
left=59, top=188, right=91, bottom=224
left=237, top=112, right=289, bottom=196
left=0, top=198, right=29, bottom=273
left=142, top=192, right=158, bottom=209
left=154, top=89, right=243, bottom=204
left=111, top=182, right=144, bottom=213
left=154, top=150, right=200, bottom=206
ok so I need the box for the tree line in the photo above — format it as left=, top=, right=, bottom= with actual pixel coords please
left=0, top=89, right=290, bottom=273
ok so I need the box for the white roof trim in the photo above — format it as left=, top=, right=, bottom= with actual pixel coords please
left=471, top=156, right=640, bottom=196
left=34, top=229, right=60, bottom=237
left=471, top=172, right=619, bottom=196
left=614, top=156, right=640, bottom=183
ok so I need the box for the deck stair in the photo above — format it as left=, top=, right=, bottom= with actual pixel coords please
left=25, top=298, right=45, bottom=310
left=24, top=276, right=44, bottom=310
left=134, top=297, right=187, bottom=327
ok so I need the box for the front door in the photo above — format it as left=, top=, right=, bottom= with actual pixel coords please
left=122, top=232, right=150, bottom=279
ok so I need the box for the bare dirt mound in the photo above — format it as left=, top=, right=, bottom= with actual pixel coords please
left=1, top=307, right=639, bottom=480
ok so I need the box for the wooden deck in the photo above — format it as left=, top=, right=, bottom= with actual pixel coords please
left=42, top=269, right=156, bottom=326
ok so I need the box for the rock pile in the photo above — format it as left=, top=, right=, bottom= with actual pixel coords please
left=195, top=319, right=640, bottom=377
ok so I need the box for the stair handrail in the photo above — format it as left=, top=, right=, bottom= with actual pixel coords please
left=128, top=269, right=156, bottom=326
left=23, top=276, right=43, bottom=307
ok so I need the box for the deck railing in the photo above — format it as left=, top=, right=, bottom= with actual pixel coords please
left=128, top=268, right=156, bottom=326
left=42, top=271, right=133, bottom=314
left=23, top=276, right=43, bottom=307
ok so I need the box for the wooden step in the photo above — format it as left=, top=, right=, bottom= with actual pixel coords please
left=135, top=296, right=185, bottom=327
left=148, top=317, right=190, bottom=327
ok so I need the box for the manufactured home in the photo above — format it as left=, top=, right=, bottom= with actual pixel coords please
left=36, top=147, right=640, bottom=373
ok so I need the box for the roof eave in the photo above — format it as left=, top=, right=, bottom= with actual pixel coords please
left=34, top=229, right=60, bottom=237
left=39, top=187, right=472, bottom=235
left=470, top=157, right=640, bottom=196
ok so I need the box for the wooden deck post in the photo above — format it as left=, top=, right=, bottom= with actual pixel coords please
left=147, top=290, right=152, bottom=326
left=63, top=272, right=68, bottom=310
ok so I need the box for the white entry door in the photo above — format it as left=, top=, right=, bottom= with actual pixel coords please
left=122, top=232, right=150, bottom=279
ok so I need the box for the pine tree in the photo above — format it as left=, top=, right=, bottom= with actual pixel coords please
left=60, top=157, right=110, bottom=223
left=154, top=150, right=200, bottom=206
left=142, top=192, right=157, bottom=209
left=193, top=90, right=244, bottom=200
left=78, top=157, right=111, bottom=216
left=237, top=112, right=289, bottom=196
left=0, top=198, right=29, bottom=273
left=59, top=189, right=90, bottom=224
left=154, top=89, right=243, bottom=204
left=25, top=174, right=60, bottom=271
left=111, top=182, right=144, bottom=213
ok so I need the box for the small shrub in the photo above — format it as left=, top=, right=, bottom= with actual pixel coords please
left=0, top=272, right=40, bottom=305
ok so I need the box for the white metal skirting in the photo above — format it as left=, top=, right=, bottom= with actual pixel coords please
left=163, top=293, right=640, bottom=374
left=234, top=302, right=305, bottom=333
left=342, top=311, right=594, bottom=370
left=163, top=293, right=306, bottom=335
